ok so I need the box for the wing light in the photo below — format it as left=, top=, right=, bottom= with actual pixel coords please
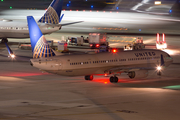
left=157, top=66, right=162, bottom=71
left=10, top=54, right=15, bottom=58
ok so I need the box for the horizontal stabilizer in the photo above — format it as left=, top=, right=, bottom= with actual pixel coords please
left=61, top=21, right=84, bottom=26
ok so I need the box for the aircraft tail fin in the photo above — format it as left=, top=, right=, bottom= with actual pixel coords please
left=38, top=0, right=63, bottom=24
left=27, top=16, right=56, bottom=59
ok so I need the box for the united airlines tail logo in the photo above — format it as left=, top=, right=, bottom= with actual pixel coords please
left=33, top=36, right=55, bottom=58
left=38, top=6, right=59, bottom=24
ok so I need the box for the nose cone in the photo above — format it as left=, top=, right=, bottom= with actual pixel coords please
left=166, top=54, right=173, bottom=66
left=170, top=56, right=173, bottom=63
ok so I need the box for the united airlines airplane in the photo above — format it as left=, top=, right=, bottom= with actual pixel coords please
left=0, top=0, right=80, bottom=43
left=27, top=16, right=173, bottom=83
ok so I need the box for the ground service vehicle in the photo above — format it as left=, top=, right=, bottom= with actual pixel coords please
left=124, top=37, right=145, bottom=50
left=156, top=33, right=167, bottom=50
left=67, top=36, right=84, bottom=46
left=89, top=33, right=108, bottom=48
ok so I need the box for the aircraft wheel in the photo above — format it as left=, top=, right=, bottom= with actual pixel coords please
left=85, top=76, right=89, bottom=80
left=110, top=76, right=118, bottom=83
left=114, top=76, right=118, bottom=83
left=85, top=75, right=93, bottom=81
left=110, top=76, right=114, bottom=83
left=157, top=71, right=161, bottom=76
left=89, top=75, right=93, bottom=80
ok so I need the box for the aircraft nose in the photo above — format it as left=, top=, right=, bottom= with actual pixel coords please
left=168, top=56, right=173, bottom=65
left=165, top=53, right=173, bottom=65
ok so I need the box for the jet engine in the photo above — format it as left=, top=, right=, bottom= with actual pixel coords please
left=128, top=70, right=148, bottom=79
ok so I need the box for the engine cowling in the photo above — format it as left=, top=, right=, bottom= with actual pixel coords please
left=128, top=70, right=148, bottom=79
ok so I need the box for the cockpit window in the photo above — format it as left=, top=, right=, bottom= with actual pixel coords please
left=167, top=54, right=171, bottom=57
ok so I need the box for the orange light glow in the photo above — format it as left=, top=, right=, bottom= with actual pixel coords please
left=104, top=82, right=108, bottom=84
left=91, top=78, right=109, bottom=84
left=1, top=72, right=49, bottom=77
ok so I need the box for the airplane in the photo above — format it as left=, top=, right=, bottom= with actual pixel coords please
left=0, top=0, right=82, bottom=43
left=27, top=16, right=173, bottom=83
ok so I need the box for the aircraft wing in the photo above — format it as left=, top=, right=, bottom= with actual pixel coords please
left=44, top=21, right=83, bottom=28
left=105, top=54, right=165, bottom=74
left=61, top=21, right=84, bottom=26
left=105, top=66, right=156, bottom=74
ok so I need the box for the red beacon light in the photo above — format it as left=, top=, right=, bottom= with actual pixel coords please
left=96, top=44, right=99, bottom=47
left=112, top=49, right=117, bottom=53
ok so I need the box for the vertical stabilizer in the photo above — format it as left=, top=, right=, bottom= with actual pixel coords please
left=38, top=0, right=63, bottom=24
left=27, top=16, right=56, bottom=59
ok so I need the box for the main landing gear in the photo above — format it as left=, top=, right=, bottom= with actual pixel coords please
left=109, top=76, right=118, bottom=83
left=84, top=75, right=118, bottom=83
left=85, top=75, right=93, bottom=81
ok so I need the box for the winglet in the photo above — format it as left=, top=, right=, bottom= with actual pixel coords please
left=59, top=14, right=64, bottom=23
left=161, top=54, right=165, bottom=66
left=27, top=16, right=56, bottom=59
left=38, top=0, right=64, bottom=24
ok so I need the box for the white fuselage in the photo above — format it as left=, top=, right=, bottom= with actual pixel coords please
left=30, top=49, right=173, bottom=76
left=0, top=20, right=60, bottom=38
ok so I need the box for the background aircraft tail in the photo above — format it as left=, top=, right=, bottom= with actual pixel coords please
left=38, top=0, right=63, bottom=24
left=27, top=16, right=56, bottom=59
